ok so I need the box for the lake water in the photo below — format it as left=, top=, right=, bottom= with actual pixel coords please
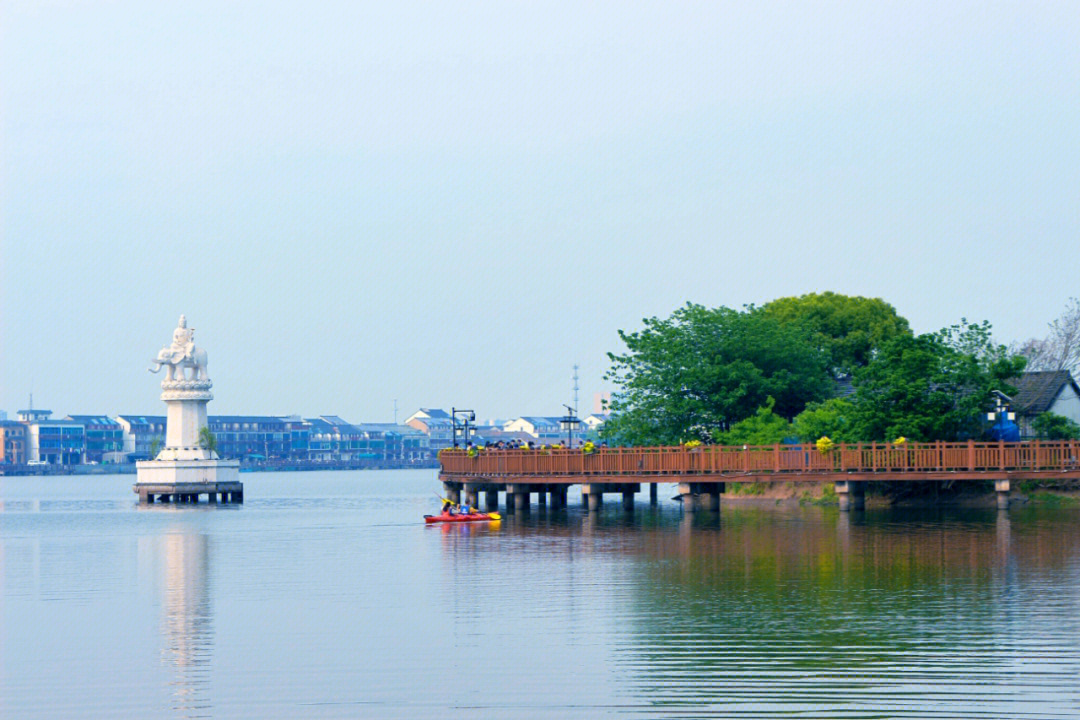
left=2, top=470, right=1080, bottom=719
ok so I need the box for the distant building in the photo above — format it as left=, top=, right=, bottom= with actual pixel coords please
left=278, top=415, right=312, bottom=460
left=405, top=409, right=454, bottom=451
left=472, top=427, right=534, bottom=446
left=116, top=415, right=167, bottom=460
left=502, top=416, right=564, bottom=442
left=356, top=423, right=430, bottom=462
left=17, top=408, right=52, bottom=423
left=305, top=416, right=367, bottom=462
left=26, top=418, right=85, bottom=465
left=592, top=392, right=611, bottom=414
left=1010, top=371, right=1080, bottom=438
left=208, top=416, right=290, bottom=461
left=582, top=413, right=610, bottom=432
left=65, top=415, right=124, bottom=463
left=0, top=421, right=27, bottom=464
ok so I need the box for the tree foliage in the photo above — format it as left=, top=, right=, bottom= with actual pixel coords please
left=602, top=304, right=831, bottom=445
left=198, top=426, right=218, bottom=455
left=759, top=292, right=911, bottom=377
left=847, top=323, right=1025, bottom=442
left=1031, top=412, right=1080, bottom=440
left=715, top=398, right=794, bottom=445
left=602, top=297, right=1029, bottom=447
left=793, top=398, right=856, bottom=443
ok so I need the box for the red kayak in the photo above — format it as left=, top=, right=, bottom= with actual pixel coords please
left=424, top=512, right=502, bottom=524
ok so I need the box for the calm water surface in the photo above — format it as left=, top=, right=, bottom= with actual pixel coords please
left=2, top=470, right=1080, bottom=719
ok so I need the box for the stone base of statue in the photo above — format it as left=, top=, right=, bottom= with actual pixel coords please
left=135, top=377, right=242, bottom=504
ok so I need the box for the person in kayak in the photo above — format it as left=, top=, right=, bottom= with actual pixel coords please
left=440, top=499, right=456, bottom=516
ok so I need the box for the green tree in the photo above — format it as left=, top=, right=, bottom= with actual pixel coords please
left=602, top=303, right=831, bottom=445
left=848, top=324, right=1026, bottom=442
left=149, top=437, right=162, bottom=459
left=793, top=398, right=856, bottom=443
left=715, top=398, right=794, bottom=445
left=198, top=426, right=218, bottom=455
left=759, top=292, right=911, bottom=377
left=1031, top=412, right=1080, bottom=440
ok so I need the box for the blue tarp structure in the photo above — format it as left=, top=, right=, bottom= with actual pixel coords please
left=990, top=417, right=1020, bottom=442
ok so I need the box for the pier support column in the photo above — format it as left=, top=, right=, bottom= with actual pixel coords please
left=443, top=482, right=462, bottom=505
left=588, top=492, right=602, bottom=512
left=506, top=484, right=530, bottom=513
left=485, top=490, right=499, bottom=512
left=698, top=483, right=722, bottom=513
left=550, top=487, right=567, bottom=510
left=995, top=479, right=1010, bottom=510
left=677, top=483, right=697, bottom=512
left=581, top=484, right=604, bottom=512
left=650, top=482, right=658, bottom=505
left=537, top=489, right=547, bottom=508
left=836, top=480, right=864, bottom=511
left=463, top=486, right=479, bottom=509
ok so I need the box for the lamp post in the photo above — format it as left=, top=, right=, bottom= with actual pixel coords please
left=452, top=408, right=475, bottom=449
left=560, top=404, right=581, bottom=448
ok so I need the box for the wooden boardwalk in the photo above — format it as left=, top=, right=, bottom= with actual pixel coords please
left=438, top=441, right=1080, bottom=512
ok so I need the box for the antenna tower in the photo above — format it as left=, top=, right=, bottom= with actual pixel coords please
left=572, top=364, right=580, bottom=413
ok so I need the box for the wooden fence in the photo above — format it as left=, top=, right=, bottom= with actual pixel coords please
left=439, top=441, right=1080, bottom=481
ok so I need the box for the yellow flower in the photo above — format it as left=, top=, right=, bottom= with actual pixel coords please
left=683, top=440, right=702, bottom=449
left=816, top=436, right=834, bottom=454
left=894, top=436, right=907, bottom=445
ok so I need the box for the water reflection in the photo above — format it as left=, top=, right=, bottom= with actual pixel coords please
left=160, top=532, right=213, bottom=719
left=613, top=507, right=1080, bottom=719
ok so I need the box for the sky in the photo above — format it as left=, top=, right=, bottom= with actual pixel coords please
left=1, top=1, right=1078, bottom=423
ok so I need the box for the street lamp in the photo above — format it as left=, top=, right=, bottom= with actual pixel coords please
left=560, top=404, right=581, bottom=448
left=987, top=391, right=1016, bottom=422
left=452, top=408, right=475, bottom=449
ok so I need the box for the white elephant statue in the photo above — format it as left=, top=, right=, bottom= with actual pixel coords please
left=149, top=346, right=209, bottom=382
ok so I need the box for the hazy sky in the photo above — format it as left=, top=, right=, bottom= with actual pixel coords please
left=2, top=1, right=1078, bottom=422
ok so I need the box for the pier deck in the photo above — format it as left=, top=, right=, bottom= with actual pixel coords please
left=439, top=441, right=1080, bottom=512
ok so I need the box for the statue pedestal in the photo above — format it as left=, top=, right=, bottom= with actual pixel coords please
left=135, top=378, right=242, bottom=503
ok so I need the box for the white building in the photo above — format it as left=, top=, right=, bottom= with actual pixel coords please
left=1012, top=371, right=1080, bottom=438
left=583, top=413, right=610, bottom=432
left=502, top=416, right=564, bottom=441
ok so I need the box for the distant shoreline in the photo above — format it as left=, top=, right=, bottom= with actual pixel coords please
left=0, top=459, right=439, bottom=477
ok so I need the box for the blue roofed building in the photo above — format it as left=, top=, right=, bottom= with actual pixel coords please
left=116, top=415, right=167, bottom=460
left=208, top=416, right=290, bottom=461
left=65, top=415, right=125, bottom=463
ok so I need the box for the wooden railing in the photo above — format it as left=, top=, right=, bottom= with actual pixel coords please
left=439, top=441, right=1080, bottom=479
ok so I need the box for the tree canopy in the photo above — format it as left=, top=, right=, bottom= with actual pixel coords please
left=759, top=292, right=911, bottom=377
left=715, top=397, right=794, bottom=445
left=603, top=295, right=1028, bottom=446
left=601, top=303, right=831, bottom=445
left=1031, top=413, right=1080, bottom=440
left=845, top=323, right=1025, bottom=442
